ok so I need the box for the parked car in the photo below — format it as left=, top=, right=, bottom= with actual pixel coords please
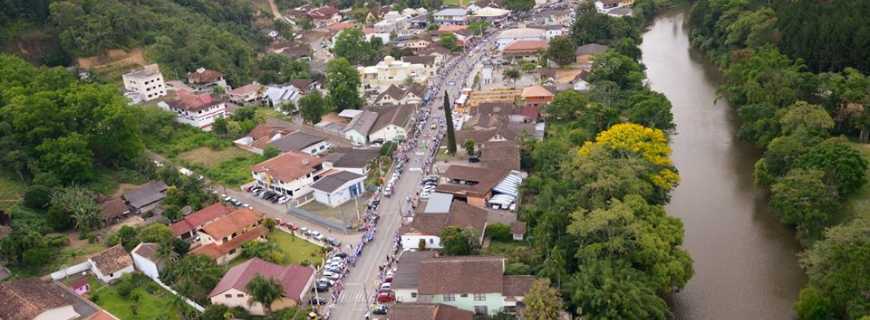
left=327, top=237, right=341, bottom=247
left=315, top=282, right=330, bottom=292
left=309, top=297, right=328, bottom=305
left=333, top=252, right=348, bottom=258
left=376, top=292, right=395, bottom=303
left=371, top=305, right=389, bottom=315
left=380, top=282, right=391, bottom=290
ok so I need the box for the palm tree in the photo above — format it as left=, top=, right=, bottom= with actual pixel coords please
left=246, top=275, right=284, bottom=315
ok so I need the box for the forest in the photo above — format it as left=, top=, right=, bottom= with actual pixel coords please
left=513, top=1, right=693, bottom=319
left=689, top=0, right=870, bottom=319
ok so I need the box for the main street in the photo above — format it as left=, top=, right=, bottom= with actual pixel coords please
left=329, top=28, right=505, bottom=319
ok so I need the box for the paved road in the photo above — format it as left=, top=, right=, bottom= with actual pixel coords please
left=328, top=30, right=503, bottom=320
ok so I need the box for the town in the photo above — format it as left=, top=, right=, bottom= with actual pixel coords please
left=1, top=0, right=868, bottom=320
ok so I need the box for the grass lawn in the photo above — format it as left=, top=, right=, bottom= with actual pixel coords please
left=90, top=275, right=189, bottom=320
left=0, top=169, right=26, bottom=210
left=179, top=146, right=253, bottom=168
left=484, top=240, right=534, bottom=265
left=52, top=240, right=107, bottom=271
left=269, top=230, right=326, bottom=267
left=192, top=152, right=264, bottom=188
left=844, top=142, right=870, bottom=221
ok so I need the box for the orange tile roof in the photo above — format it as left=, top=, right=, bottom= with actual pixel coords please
left=191, top=226, right=268, bottom=259
left=521, top=85, right=554, bottom=98
left=201, top=208, right=263, bottom=240
left=503, top=40, right=548, bottom=53
left=251, top=151, right=322, bottom=182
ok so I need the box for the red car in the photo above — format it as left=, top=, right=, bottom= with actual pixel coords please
left=376, top=292, right=395, bottom=303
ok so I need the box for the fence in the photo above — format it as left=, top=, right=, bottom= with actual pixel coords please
left=152, top=278, right=206, bottom=313
left=286, top=206, right=351, bottom=233
left=50, top=261, right=92, bottom=281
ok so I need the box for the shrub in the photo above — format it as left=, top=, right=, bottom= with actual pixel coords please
left=486, top=223, right=513, bottom=242
left=23, top=185, right=52, bottom=209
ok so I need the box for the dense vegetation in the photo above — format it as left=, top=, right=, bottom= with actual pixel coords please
left=689, top=1, right=870, bottom=319
left=515, top=2, right=691, bottom=318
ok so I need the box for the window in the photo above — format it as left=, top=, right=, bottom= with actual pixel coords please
left=411, top=292, right=417, bottom=298
left=474, top=294, right=486, bottom=301
left=443, top=294, right=455, bottom=302
left=237, top=294, right=244, bottom=298
left=225, top=294, right=232, bottom=298
left=474, top=306, right=488, bottom=315
left=460, top=294, right=468, bottom=298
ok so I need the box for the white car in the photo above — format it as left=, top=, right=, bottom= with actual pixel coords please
left=277, top=196, right=290, bottom=204
left=380, top=282, right=392, bottom=290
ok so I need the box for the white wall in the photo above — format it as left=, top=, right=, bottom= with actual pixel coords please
left=301, top=141, right=331, bottom=156
left=34, top=306, right=79, bottom=320
left=50, top=261, right=92, bottom=281
left=369, top=124, right=407, bottom=143
left=313, top=177, right=365, bottom=208
left=395, top=288, right=419, bottom=303
left=132, top=252, right=160, bottom=280
left=91, top=262, right=134, bottom=284
left=401, top=234, right=441, bottom=250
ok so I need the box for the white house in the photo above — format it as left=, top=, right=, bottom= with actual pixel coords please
left=321, top=148, right=380, bottom=176
left=209, top=258, right=315, bottom=315
left=89, top=245, right=135, bottom=283
left=251, top=151, right=327, bottom=205
left=160, top=91, right=227, bottom=131
left=496, top=27, right=547, bottom=49
left=311, top=170, right=366, bottom=207
left=268, top=131, right=331, bottom=155
left=369, top=104, right=414, bottom=143
left=372, top=84, right=426, bottom=108
left=374, top=11, right=409, bottom=33
left=228, top=82, right=264, bottom=105
left=131, top=242, right=161, bottom=280
left=358, top=56, right=429, bottom=92
left=434, top=8, right=468, bottom=25
left=122, top=64, right=166, bottom=102
left=264, top=85, right=303, bottom=110
left=399, top=197, right=488, bottom=250
left=343, top=110, right=379, bottom=145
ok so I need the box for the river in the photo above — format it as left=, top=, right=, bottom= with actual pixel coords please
left=640, top=9, right=806, bottom=319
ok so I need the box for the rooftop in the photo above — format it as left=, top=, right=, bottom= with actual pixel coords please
left=388, top=303, right=474, bottom=320
left=201, top=208, right=263, bottom=240
left=209, top=258, right=315, bottom=302
left=252, top=151, right=323, bottom=182
left=90, top=245, right=133, bottom=275
left=0, top=280, right=80, bottom=320
left=434, top=8, right=467, bottom=16
left=575, top=43, right=609, bottom=56
left=400, top=201, right=488, bottom=236
left=168, top=91, right=222, bottom=112
left=418, top=256, right=505, bottom=295
left=123, top=181, right=167, bottom=209
left=498, top=27, right=546, bottom=39
left=521, top=85, right=554, bottom=98
left=132, top=242, right=160, bottom=261
left=187, top=68, right=223, bottom=84
left=228, top=83, right=263, bottom=97
left=372, top=104, right=414, bottom=133
left=345, top=110, right=379, bottom=136
left=311, top=170, right=365, bottom=193
left=327, top=148, right=380, bottom=168
left=392, top=251, right=436, bottom=290
left=503, top=39, right=548, bottom=52
left=191, top=226, right=268, bottom=259
left=269, top=132, right=325, bottom=153
left=170, top=203, right=233, bottom=236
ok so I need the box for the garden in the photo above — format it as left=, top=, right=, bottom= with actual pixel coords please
left=89, top=274, right=194, bottom=320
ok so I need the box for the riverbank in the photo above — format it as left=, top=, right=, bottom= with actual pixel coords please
left=640, top=9, right=805, bottom=319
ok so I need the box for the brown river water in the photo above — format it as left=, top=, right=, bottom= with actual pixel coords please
left=640, top=9, right=807, bottom=319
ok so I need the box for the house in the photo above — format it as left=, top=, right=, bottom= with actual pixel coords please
left=372, top=84, right=426, bottom=108
left=434, top=8, right=468, bottom=25
left=575, top=43, right=609, bottom=65
left=606, top=6, right=634, bottom=17
left=401, top=55, right=442, bottom=79
left=397, top=39, right=431, bottom=50
left=311, top=170, right=366, bottom=207
left=510, top=222, right=526, bottom=241
left=321, top=148, right=380, bottom=176
left=343, top=110, right=379, bottom=145
left=596, top=0, right=634, bottom=13
left=400, top=197, right=488, bottom=250
left=393, top=250, right=437, bottom=302
left=502, top=40, right=548, bottom=62
left=209, top=258, right=315, bottom=315
left=264, top=85, right=303, bottom=110
left=471, top=7, right=510, bottom=23
left=459, top=88, right=521, bottom=114
left=436, top=166, right=509, bottom=208
left=170, top=203, right=234, bottom=239
left=374, top=11, right=409, bottom=33
left=572, top=70, right=591, bottom=91
left=530, top=24, right=567, bottom=40
left=100, top=198, right=130, bottom=226
left=307, top=6, right=341, bottom=28
left=479, top=140, right=522, bottom=172
left=251, top=151, right=326, bottom=205
left=187, top=68, right=229, bottom=92
left=89, top=245, right=134, bottom=283
left=394, top=255, right=536, bottom=315
left=131, top=243, right=161, bottom=280
left=388, top=303, right=474, bottom=320
left=521, top=85, right=554, bottom=108
left=496, top=28, right=546, bottom=49
left=369, top=104, right=414, bottom=143
left=228, top=82, right=264, bottom=105
left=278, top=43, right=312, bottom=60
left=268, top=131, right=331, bottom=155
left=234, top=119, right=295, bottom=154
left=358, top=56, right=429, bottom=92
left=122, top=181, right=167, bottom=215
left=289, top=79, right=319, bottom=95
left=0, top=279, right=94, bottom=320
left=189, top=208, right=267, bottom=265
left=122, top=64, right=166, bottom=102
left=161, top=91, right=227, bottom=130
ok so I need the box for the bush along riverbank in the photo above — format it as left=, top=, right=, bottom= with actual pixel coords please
left=518, top=1, right=693, bottom=318
left=688, top=1, right=870, bottom=318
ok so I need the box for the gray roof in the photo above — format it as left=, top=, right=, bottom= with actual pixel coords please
left=372, top=104, right=414, bottom=133
left=393, top=251, right=436, bottom=289
left=123, top=181, right=167, bottom=209
left=345, top=111, right=379, bottom=135
left=269, top=132, right=325, bottom=152
left=311, top=171, right=365, bottom=193
left=435, top=8, right=467, bottom=16
left=329, top=148, right=380, bottom=168
left=575, top=43, right=609, bottom=56
left=423, top=192, right=453, bottom=213
left=401, top=55, right=437, bottom=66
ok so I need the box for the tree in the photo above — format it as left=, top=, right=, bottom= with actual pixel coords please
left=246, top=275, right=284, bottom=314
left=547, top=36, right=576, bottom=66
left=485, top=223, right=511, bottom=241
left=570, top=260, right=669, bottom=320
left=779, top=101, right=834, bottom=137
left=299, top=90, right=327, bottom=124
left=443, top=92, right=457, bottom=155
left=439, top=227, right=477, bottom=256
left=503, top=68, right=520, bottom=88
left=795, top=138, right=868, bottom=196
left=326, top=58, right=362, bottom=111
left=438, top=33, right=459, bottom=52
left=463, top=139, right=476, bottom=156
left=522, top=279, right=563, bottom=320
left=23, top=185, right=52, bottom=209
left=50, top=186, right=101, bottom=234
left=137, top=223, right=174, bottom=244
left=36, top=133, right=95, bottom=184
left=161, top=255, right=225, bottom=303
left=504, top=0, right=534, bottom=12
left=213, top=117, right=229, bottom=137
left=539, top=246, right=567, bottom=288
left=625, top=90, right=675, bottom=130
left=468, top=21, right=489, bottom=36
left=588, top=51, right=645, bottom=90
left=263, top=218, right=277, bottom=231
left=770, top=169, right=838, bottom=242
left=333, top=28, right=377, bottom=66
left=798, top=217, right=870, bottom=319
left=263, top=146, right=281, bottom=159
left=241, top=241, right=281, bottom=263
left=545, top=90, right=591, bottom=123
left=113, top=225, right=140, bottom=251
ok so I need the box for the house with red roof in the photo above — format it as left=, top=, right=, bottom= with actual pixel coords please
left=306, top=6, right=341, bottom=28
left=160, top=90, right=227, bottom=131
left=170, top=203, right=234, bottom=240
left=502, top=40, right=548, bottom=62
left=188, top=208, right=266, bottom=265
left=209, top=258, right=315, bottom=315
left=520, top=85, right=554, bottom=109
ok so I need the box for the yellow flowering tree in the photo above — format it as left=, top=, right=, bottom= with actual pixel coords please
left=579, top=123, right=679, bottom=192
